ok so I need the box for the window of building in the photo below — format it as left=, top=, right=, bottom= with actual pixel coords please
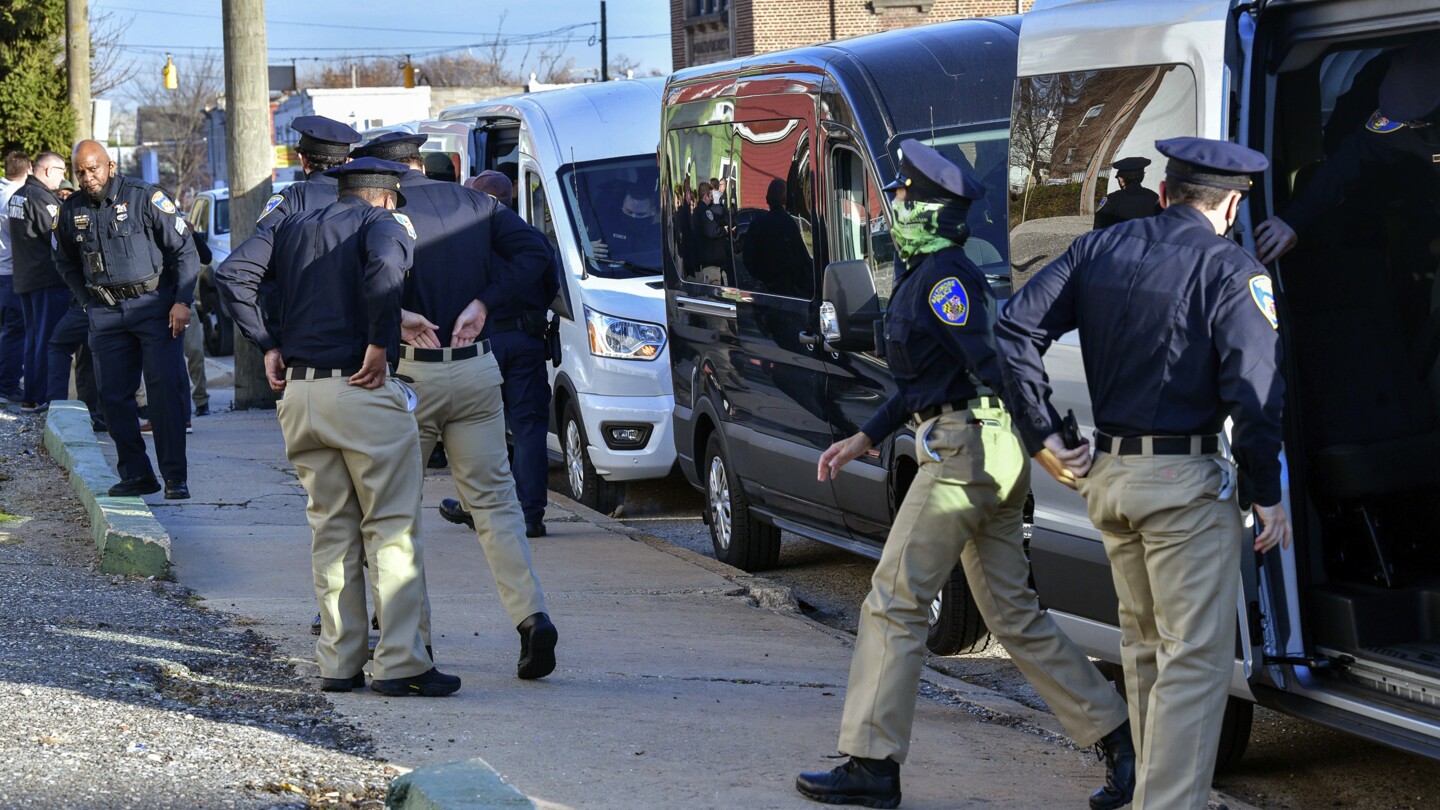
left=732, top=118, right=814, bottom=299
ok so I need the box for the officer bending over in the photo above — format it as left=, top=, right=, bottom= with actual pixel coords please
left=998, top=137, right=1290, bottom=810
left=795, top=140, right=1135, bottom=810
left=217, top=158, right=458, bottom=697
left=54, top=140, right=198, bottom=500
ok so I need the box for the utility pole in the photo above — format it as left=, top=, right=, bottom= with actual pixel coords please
left=66, top=0, right=92, bottom=142
left=222, top=0, right=279, bottom=410
left=600, top=1, right=609, bottom=82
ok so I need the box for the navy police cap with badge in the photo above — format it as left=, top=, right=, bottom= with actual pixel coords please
left=351, top=132, right=427, bottom=163
left=324, top=157, right=410, bottom=208
left=1155, top=137, right=1268, bottom=192
left=1111, top=156, right=1150, bottom=178
left=292, top=115, right=361, bottom=158
left=881, top=138, right=986, bottom=202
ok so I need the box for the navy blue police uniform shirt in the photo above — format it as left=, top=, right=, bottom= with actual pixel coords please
left=254, top=172, right=340, bottom=234
left=215, top=195, right=414, bottom=369
left=859, top=246, right=1006, bottom=444
left=7, top=174, right=65, bottom=295
left=996, top=204, right=1285, bottom=506
left=53, top=174, right=199, bottom=307
left=1093, top=184, right=1162, bottom=230
left=396, top=169, right=552, bottom=346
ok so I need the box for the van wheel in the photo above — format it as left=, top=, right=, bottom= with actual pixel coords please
left=1212, top=697, right=1254, bottom=775
left=562, top=399, right=624, bottom=516
left=927, top=564, right=992, bottom=655
left=704, top=432, right=780, bottom=571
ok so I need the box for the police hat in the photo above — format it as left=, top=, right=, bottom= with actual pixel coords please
left=324, top=157, right=409, bottom=207
left=1155, top=137, right=1268, bottom=192
left=881, top=139, right=986, bottom=202
left=1111, top=156, right=1150, bottom=179
left=352, top=132, right=427, bottom=163
left=1378, top=36, right=1440, bottom=123
left=292, top=115, right=361, bottom=158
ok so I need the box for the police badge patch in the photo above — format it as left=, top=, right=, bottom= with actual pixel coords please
left=1365, top=110, right=1405, bottom=134
left=1096, top=196, right=1108, bottom=210
left=151, top=191, right=177, bottom=214
left=391, top=212, right=417, bottom=239
left=928, top=276, right=969, bottom=326
left=114, top=202, right=128, bottom=222
left=1249, top=275, right=1278, bottom=329
left=258, top=193, right=284, bottom=222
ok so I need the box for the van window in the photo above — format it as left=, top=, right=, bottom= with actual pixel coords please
left=525, top=170, right=557, bottom=246
left=829, top=146, right=896, bottom=310
left=897, top=123, right=1011, bottom=278
left=732, top=118, right=815, bottom=299
left=213, top=197, right=230, bottom=236
left=559, top=154, right=662, bottom=278
left=667, top=124, right=735, bottom=287
left=188, top=197, right=209, bottom=235
left=1008, top=65, right=1197, bottom=286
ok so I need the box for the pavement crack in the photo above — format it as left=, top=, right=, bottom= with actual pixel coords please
left=629, top=673, right=843, bottom=689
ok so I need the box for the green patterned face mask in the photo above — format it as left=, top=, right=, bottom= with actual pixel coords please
left=890, top=199, right=971, bottom=263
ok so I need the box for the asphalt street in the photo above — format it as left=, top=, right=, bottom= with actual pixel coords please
left=583, top=470, right=1440, bottom=810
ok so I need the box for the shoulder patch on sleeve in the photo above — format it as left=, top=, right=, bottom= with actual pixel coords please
left=1248, top=275, right=1278, bottom=329
left=391, top=212, right=417, bottom=240
left=1365, top=110, right=1405, bottom=134
left=1096, top=196, right=1108, bottom=210
left=928, top=276, right=969, bottom=326
left=150, top=190, right=177, bottom=214
left=257, top=193, right=284, bottom=222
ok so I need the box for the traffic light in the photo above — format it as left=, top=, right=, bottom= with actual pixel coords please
left=403, top=57, right=415, bottom=89
left=163, top=54, right=178, bottom=90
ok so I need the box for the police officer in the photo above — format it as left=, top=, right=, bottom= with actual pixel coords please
left=1093, top=156, right=1162, bottom=229
left=8, top=151, right=71, bottom=412
left=440, top=170, right=560, bottom=538
left=997, top=137, right=1291, bottom=810
left=255, top=116, right=361, bottom=233
left=350, top=132, right=560, bottom=680
left=795, top=141, right=1135, bottom=810
left=54, top=140, right=197, bottom=499
left=1255, top=37, right=1440, bottom=263
left=216, top=158, right=459, bottom=697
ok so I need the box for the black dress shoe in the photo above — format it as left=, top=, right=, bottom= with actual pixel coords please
left=320, top=672, right=365, bottom=692
left=370, top=667, right=461, bottom=697
left=310, top=613, right=322, bottom=636
left=1090, top=720, right=1136, bottom=810
left=91, top=418, right=107, bottom=433
left=164, top=480, right=190, bottom=500
left=516, top=612, right=558, bottom=680
left=109, top=477, right=161, bottom=497
left=526, top=521, right=546, bottom=538
left=438, top=498, right=475, bottom=530
left=796, top=757, right=901, bottom=808
left=194, top=403, right=209, bottom=417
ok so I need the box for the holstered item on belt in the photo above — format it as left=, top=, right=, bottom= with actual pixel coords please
left=546, top=313, right=562, bottom=367
left=87, top=277, right=161, bottom=306
left=491, top=310, right=550, bottom=339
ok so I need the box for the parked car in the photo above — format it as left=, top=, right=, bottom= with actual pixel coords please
left=1009, top=0, right=1440, bottom=769
left=433, top=79, right=676, bottom=514
left=187, top=182, right=293, bottom=357
left=661, top=18, right=1020, bottom=655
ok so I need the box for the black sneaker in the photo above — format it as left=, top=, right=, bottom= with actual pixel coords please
left=109, top=477, right=161, bottom=497
left=427, top=443, right=448, bottom=469
left=164, top=480, right=190, bottom=500
left=370, top=667, right=461, bottom=697
left=796, top=757, right=901, bottom=809
left=320, top=672, right=365, bottom=692
left=310, top=613, right=322, bottom=636
left=438, top=498, right=475, bottom=530
left=20, top=402, right=48, bottom=414
left=517, top=612, right=558, bottom=680
left=525, top=521, right=546, bottom=538
left=194, top=403, right=210, bottom=417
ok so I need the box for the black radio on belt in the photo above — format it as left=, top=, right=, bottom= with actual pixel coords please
left=1061, top=410, right=1083, bottom=450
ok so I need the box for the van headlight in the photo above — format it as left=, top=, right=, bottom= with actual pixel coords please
left=585, top=306, right=666, bottom=360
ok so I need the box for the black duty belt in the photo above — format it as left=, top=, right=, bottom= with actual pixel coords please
left=488, top=316, right=525, bottom=334
left=285, top=366, right=361, bottom=381
left=88, top=277, right=161, bottom=306
left=399, top=341, right=491, bottom=363
left=1094, top=431, right=1219, bottom=456
left=913, top=396, right=1004, bottom=424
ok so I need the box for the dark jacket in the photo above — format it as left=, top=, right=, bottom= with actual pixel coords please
left=6, top=175, right=66, bottom=294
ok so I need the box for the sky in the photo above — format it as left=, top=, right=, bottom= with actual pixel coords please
left=95, top=0, right=672, bottom=105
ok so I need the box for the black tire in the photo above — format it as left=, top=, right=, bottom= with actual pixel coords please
left=197, top=274, right=234, bottom=357
left=926, top=563, right=993, bottom=655
left=703, top=432, right=781, bottom=571
left=561, top=398, right=624, bottom=516
left=1212, top=696, right=1253, bottom=775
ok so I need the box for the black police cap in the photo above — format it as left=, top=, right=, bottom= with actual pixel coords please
left=1378, top=36, right=1440, bottom=123
left=324, top=157, right=409, bottom=207
left=292, top=115, right=361, bottom=158
left=1156, top=137, right=1268, bottom=192
left=352, top=132, right=427, bottom=163
left=1111, top=156, right=1151, bottom=175
left=881, top=139, right=985, bottom=202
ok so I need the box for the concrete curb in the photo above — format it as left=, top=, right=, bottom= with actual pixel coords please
left=385, top=758, right=534, bottom=809
left=41, top=400, right=172, bottom=577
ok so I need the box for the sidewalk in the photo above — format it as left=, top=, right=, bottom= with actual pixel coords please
left=128, top=393, right=1143, bottom=809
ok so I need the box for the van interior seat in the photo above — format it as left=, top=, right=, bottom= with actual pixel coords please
left=963, top=237, right=1001, bottom=267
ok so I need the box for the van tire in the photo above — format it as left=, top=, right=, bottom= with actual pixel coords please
left=704, top=432, right=781, bottom=571
left=562, top=399, right=624, bottom=516
left=1212, top=696, right=1253, bottom=775
left=926, top=563, right=993, bottom=655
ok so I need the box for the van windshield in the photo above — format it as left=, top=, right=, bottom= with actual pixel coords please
left=893, top=123, right=1012, bottom=277
left=559, top=155, right=662, bottom=278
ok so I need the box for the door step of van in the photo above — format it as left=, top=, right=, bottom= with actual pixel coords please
left=1317, top=644, right=1440, bottom=710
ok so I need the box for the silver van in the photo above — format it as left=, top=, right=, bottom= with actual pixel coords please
left=1013, top=0, right=1440, bottom=766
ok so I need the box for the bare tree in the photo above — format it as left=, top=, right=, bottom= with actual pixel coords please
left=419, top=52, right=517, bottom=87
left=125, top=49, right=223, bottom=208
left=90, top=11, right=137, bottom=98
left=303, top=58, right=404, bottom=89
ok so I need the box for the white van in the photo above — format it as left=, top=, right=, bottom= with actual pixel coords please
left=422, top=79, right=674, bottom=514
left=1012, top=0, right=1440, bottom=767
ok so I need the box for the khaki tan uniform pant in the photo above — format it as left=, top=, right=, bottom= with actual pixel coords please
left=839, top=406, right=1129, bottom=763
left=183, top=307, right=207, bottom=408
left=398, top=348, right=548, bottom=627
left=276, top=376, right=431, bottom=681
left=1078, top=452, right=1241, bottom=810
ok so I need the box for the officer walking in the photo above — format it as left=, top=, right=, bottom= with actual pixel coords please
left=997, top=137, right=1291, bottom=810
left=1093, top=156, right=1163, bottom=229
left=440, top=170, right=560, bottom=538
left=795, top=141, right=1135, bottom=810
left=54, top=140, right=197, bottom=499
left=350, top=132, right=560, bottom=680
left=216, top=158, right=459, bottom=697
left=256, top=116, right=360, bottom=232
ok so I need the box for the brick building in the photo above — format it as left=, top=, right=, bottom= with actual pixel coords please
left=671, top=0, right=1033, bottom=70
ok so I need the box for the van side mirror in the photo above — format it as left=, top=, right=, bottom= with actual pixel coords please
left=820, top=259, right=881, bottom=352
